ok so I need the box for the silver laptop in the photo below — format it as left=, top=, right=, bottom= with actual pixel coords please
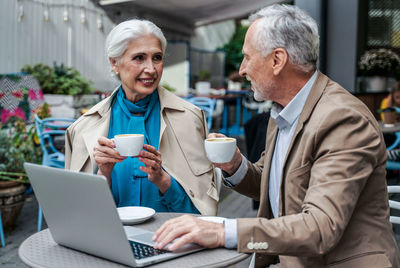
left=24, top=162, right=203, bottom=267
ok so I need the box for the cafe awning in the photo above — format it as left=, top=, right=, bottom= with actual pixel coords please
left=93, top=0, right=290, bottom=36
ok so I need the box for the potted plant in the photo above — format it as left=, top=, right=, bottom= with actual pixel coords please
left=195, top=69, right=211, bottom=95
left=227, top=71, right=244, bottom=91
left=0, top=117, right=41, bottom=232
left=358, top=48, right=400, bottom=92
left=21, top=63, right=99, bottom=118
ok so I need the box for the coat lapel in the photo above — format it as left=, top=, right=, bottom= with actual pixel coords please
left=82, top=115, right=111, bottom=172
left=157, top=87, right=185, bottom=146
left=76, top=88, right=117, bottom=172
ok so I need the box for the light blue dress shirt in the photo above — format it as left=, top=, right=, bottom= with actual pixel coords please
left=223, top=71, right=318, bottom=248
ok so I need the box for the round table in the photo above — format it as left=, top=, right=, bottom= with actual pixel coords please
left=19, top=212, right=249, bottom=268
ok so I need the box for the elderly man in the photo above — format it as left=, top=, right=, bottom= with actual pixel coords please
left=154, top=4, right=400, bottom=267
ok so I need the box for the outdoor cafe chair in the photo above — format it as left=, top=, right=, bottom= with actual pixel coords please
left=387, top=185, right=400, bottom=225
left=386, top=131, right=400, bottom=171
left=34, top=114, right=75, bottom=168
left=186, top=97, right=216, bottom=130
left=385, top=106, right=400, bottom=172
left=0, top=211, right=4, bottom=247
left=34, top=114, right=75, bottom=232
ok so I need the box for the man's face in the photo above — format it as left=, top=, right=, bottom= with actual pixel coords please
left=239, top=21, right=277, bottom=102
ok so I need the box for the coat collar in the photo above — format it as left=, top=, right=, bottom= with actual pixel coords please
left=158, top=86, right=186, bottom=112
left=79, top=86, right=185, bottom=172
left=294, top=71, right=329, bottom=134
left=266, top=71, right=329, bottom=164
left=84, top=86, right=185, bottom=117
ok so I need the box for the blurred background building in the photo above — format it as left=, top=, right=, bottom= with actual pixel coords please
left=1, top=0, right=399, bottom=98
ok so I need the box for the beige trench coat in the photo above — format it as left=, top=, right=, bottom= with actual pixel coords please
left=65, top=86, right=218, bottom=216
left=233, top=72, right=400, bottom=267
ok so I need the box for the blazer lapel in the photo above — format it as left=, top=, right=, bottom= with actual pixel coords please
left=282, top=71, right=329, bottom=165
left=258, top=120, right=278, bottom=218
left=278, top=71, right=329, bottom=215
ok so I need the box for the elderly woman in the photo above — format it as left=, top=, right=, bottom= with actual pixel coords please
left=65, top=19, right=218, bottom=215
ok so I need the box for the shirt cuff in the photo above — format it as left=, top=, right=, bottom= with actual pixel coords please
left=224, top=218, right=238, bottom=248
left=222, top=154, right=248, bottom=187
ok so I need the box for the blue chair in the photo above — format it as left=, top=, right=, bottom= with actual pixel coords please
left=34, top=114, right=75, bottom=231
left=386, top=107, right=400, bottom=171
left=186, top=97, right=216, bottom=130
left=34, top=114, right=75, bottom=168
left=0, top=211, right=5, bottom=247
left=387, top=132, right=400, bottom=170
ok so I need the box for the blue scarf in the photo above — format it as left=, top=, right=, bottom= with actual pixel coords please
left=108, top=87, right=161, bottom=205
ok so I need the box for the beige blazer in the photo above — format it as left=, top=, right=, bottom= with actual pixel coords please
left=65, top=86, right=218, bottom=216
left=233, top=72, right=400, bottom=267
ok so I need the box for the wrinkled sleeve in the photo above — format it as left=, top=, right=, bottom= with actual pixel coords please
left=160, top=176, right=200, bottom=214
left=237, top=108, right=385, bottom=255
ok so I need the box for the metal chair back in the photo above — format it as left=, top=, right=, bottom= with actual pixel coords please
left=186, top=97, right=216, bottom=130
left=387, top=185, right=400, bottom=225
left=33, top=114, right=75, bottom=231
left=34, top=114, right=75, bottom=168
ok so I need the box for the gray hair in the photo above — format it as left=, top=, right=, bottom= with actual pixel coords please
left=249, top=4, right=319, bottom=73
left=105, top=19, right=167, bottom=80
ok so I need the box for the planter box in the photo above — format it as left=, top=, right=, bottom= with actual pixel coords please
left=44, top=94, right=101, bottom=118
left=0, top=182, right=26, bottom=232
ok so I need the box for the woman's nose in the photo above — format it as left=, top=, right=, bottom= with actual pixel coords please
left=144, top=60, right=156, bottom=73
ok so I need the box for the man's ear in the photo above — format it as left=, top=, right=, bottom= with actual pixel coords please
left=109, top=57, right=119, bottom=73
left=271, top=48, right=288, bottom=76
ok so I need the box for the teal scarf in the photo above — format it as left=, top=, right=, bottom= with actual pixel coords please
left=108, top=87, right=161, bottom=205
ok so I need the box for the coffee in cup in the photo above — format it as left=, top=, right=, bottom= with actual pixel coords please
left=114, top=134, right=144, bottom=157
left=204, top=137, right=236, bottom=163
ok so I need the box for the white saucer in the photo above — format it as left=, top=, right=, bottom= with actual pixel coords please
left=117, top=206, right=155, bottom=225
left=197, top=216, right=226, bottom=224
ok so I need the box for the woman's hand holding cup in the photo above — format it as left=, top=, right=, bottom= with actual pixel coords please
left=205, top=133, right=242, bottom=176
left=93, top=136, right=127, bottom=184
left=138, top=144, right=171, bottom=194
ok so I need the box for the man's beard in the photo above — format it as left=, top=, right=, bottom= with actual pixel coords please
left=253, top=89, right=264, bottom=101
left=252, top=81, right=275, bottom=102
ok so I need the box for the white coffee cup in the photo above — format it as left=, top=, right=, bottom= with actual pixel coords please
left=113, top=134, right=144, bottom=157
left=204, top=137, right=236, bottom=163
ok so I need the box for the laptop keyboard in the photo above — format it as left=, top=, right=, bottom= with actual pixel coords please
left=129, top=240, right=169, bottom=260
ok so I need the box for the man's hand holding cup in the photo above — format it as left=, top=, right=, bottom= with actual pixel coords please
left=205, top=133, right=242, bottom=176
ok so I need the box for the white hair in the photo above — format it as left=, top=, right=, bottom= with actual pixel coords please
left=249, top=4, right=319, bottom=73
left=105, top=19, right=167, bottom=80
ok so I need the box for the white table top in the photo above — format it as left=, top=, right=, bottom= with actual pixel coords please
left=19, top=212, right=248, bottom=268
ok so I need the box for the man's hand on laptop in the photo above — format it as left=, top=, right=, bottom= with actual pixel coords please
left=152, top=215, right=225, bottom=251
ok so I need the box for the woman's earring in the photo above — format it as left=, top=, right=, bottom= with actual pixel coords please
left=115, top=71, right=119, bottom=75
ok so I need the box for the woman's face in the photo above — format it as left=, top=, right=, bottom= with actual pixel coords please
left=110, top=34, right=163, bottom=102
